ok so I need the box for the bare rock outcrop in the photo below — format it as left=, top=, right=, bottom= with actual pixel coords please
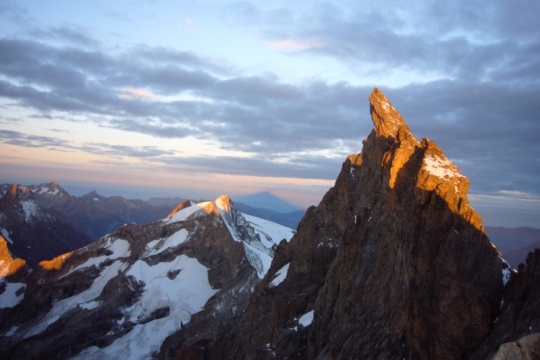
left=170, top=88, right=507, bottom=360
left=471, top=249, right=540, bottom=359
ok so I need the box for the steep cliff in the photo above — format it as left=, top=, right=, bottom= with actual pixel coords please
left=168, top=88, right=508, bottom=360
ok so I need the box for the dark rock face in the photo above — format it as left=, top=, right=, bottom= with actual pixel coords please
left=308, top=89, right=503, bottom=360
left=470, top=249, right=540, bottom=359
left=168, top=88, right=506, bottom=360
left=0, top=184, right=92, bottom=267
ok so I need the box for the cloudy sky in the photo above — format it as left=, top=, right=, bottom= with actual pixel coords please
left=0, top=0, right=539, bottom=227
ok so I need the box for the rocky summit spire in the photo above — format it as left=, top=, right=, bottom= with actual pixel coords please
left=369, top=87, right=413, bottom=140
left=176, top=88, right=508, bottom=360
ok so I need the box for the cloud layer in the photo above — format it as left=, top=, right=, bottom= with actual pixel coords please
left=0, top=0, right=539, bottom=205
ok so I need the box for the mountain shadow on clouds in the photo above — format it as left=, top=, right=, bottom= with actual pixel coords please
left=235, top=191, right=303, bottom=214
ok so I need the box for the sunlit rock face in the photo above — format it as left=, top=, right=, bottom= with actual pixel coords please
left=169, top=88, right=508, bottom=360
left=0, top=196, right=293, bottom=360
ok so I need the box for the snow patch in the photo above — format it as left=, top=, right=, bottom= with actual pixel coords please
left=5, top=325, right=18, bottom=337
left=25, top=260, right=126, bottom=338
left=21, top=200, right=40, bottom=222
left=243, top=242, right=273, bottom=279
left=269, top=263, right=290, bottom=287
left=79, top=301, right=102, bottom=310
left=242, top=213, right=294, bottom=247
left=74, top=255, right=217, bottom=360
left=165, top=201, right=211, bottom=223
left=1, top=228, right=13, bottom=244
left=147, top=229, right=188, bottom=255
left=299, top=310, right=314, bottom=327
left=499, top=256, right=513, bottom=286
left=0, top=282, right=25, bottom=308
left=62, top=239, right=130, bottom=277
left=423, top=154, right=464, bottom=179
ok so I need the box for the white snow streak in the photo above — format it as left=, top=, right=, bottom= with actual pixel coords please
left=25, top=261, right=126, bottom=338
left=165, top=202, right=211, bottom=223
left=147, top=229, right=188, bottom=256
left=269, top=263, right=290, bottom=287
left=62, top=239, right=130, bottom=278
left=242, top=214, right=294, bottom=246
left=499, top=256, right=513, bottom=286
left=0, top=282, right=25, bottom=308
left=299, top=310, right=314, bottom=327
left=21, top=200, right=40, bottom=222
left=1, top=229, right=13, bottom=244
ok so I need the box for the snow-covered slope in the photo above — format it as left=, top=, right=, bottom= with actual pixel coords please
left=215, top=195, right=294, bottom=278
left=0, top=195, right=294, bottom=359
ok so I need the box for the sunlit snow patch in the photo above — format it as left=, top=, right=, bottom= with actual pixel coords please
left=423, top=154, right=464, bottom=179
left=165, top=201, right=211, bottom=223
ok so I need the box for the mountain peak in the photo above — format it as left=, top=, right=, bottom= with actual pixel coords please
left=215, top=194, right=233, bottom=213
left=369, top=87, right=413, bottom=141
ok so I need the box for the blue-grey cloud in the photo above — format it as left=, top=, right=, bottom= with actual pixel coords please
left=0, top=1, right=539, bottom=203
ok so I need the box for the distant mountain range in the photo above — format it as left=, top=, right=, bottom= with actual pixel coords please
left=1, top=182, right=537, bottom=267
left=1, top=182, right=175, bottom=241
left=486, top=226, right=540, bottom=267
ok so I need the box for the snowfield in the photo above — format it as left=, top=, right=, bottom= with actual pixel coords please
left=75, top=255, right=218, bottom=360
left=0, top=195, right=296, bottom=359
